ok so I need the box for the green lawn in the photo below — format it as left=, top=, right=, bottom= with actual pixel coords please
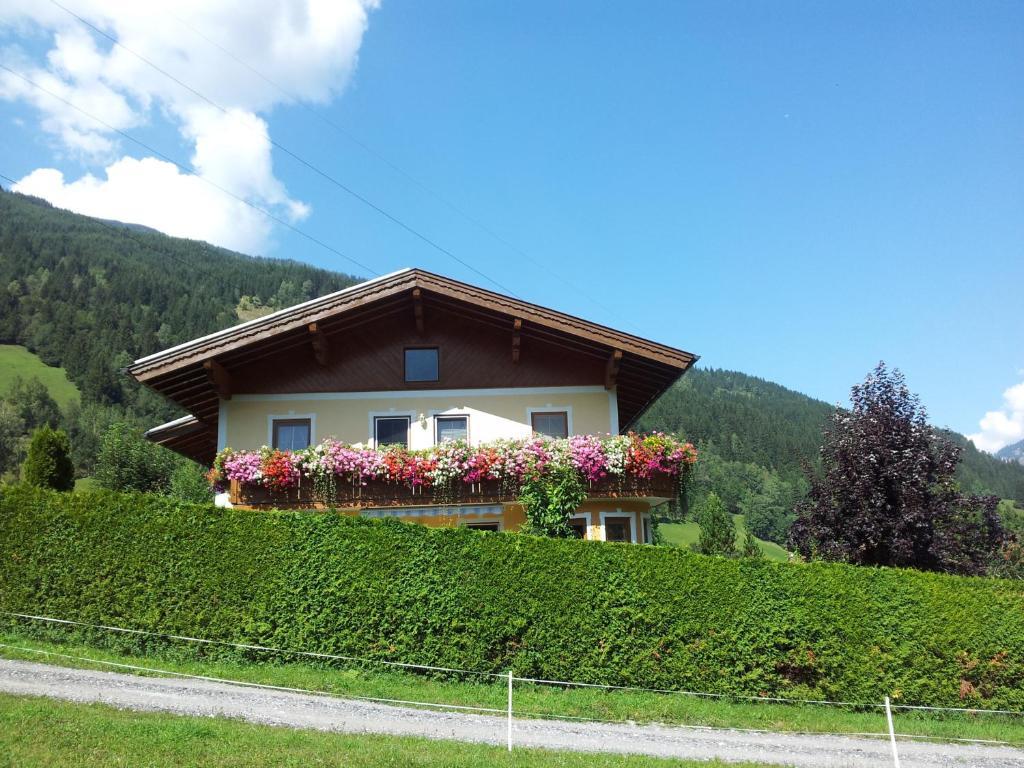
left=2, top=629, right=1021, bottom=746
left=0, top=694, right=761, bottom=768
left=0, top=344, right=79, bottom=407
left=659, top=514, right=790, bottom=562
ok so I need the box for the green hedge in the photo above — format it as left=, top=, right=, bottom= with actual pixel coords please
left=2, top=483, right=1023, bottom=708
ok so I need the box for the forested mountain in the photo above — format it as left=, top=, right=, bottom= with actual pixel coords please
left=2, top=185, right=1021, bottom=543
left=0, top=187, right=358, bottom=426
left=998, top=438, right=1024, bottom=465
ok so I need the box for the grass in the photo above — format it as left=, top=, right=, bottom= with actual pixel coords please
left=0, top=693, right=764, bottom=768
left=74, top=477, right=99, bottom=492
left=0, top=344, right=79, bottom=408
left=659, top=514, right=790, bottom=562
left=2, top=628, right=1022, bottom=746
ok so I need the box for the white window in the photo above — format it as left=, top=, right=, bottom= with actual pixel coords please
left=375, top=416, right=411, bottom=448
left=599, top=510, right=637, bottom=543
left=270, top=417, right=312, bottom=450
left=531, top=410, right=568, bottom=438
left=569, top=512, right=592, bottom=540
left=435, top=415, right=469, bottom=443
left=466, top=521, right=500, bottom=532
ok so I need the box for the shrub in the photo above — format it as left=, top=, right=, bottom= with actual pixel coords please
left=168, top=461, right=211, bottom=504
left=94, top=423, right=178, bottom=494
left=1, top=484, right=1023, bottom=709
left=21, top=426, right=74, bottom=491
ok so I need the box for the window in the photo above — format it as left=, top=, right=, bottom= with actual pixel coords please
left=466, top=521, right=500, bottom=532
left=405, top=348, right=439, bottom=382
left=531, top=411, right=568, bottom=439
left=569, top=512, right=591, bottom=540
left=642, top=516, right=651, bottom=544
left=603, top=516, right=632, bottom=542
left=435, top=415, right=468, bottom=443
left=272, top=418, right=311, bottom=451
left=375, top=416, right=410, bottom=448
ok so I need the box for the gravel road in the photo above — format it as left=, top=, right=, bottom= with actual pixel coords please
left=1, top=659, right=1022, bottom=767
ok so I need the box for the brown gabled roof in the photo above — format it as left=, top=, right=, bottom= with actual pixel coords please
left=128, top=268, right=698, bottom=462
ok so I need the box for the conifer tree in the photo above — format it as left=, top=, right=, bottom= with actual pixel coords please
left=22, top=426, right=74, bottom=491
left=694, top=492, right=736, bottom=556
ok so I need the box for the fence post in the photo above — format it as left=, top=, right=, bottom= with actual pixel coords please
left=884, top=696, right=901, bottom=768
left=507, top=670, right=513, bottom=752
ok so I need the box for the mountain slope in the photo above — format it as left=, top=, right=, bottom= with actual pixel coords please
left=998, top=438, right=1024, bottom=465
left=0, top=187, right=359, bottom=425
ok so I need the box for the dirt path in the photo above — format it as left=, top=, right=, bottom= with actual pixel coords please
left=1, top=659, right=1021, bottom=767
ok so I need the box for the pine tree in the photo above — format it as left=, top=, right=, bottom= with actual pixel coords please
left=22, top=426, right=74, bottom=491
left=694, top=492, right=736, bottom=556
left=741, top=529, right=762, bottom=558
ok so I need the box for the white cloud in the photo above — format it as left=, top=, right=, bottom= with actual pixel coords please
left=0, top=0, right=377, bottom=251
left=968, top=380, right=1024, bottom=454
left=15, top=160, right=278, bottom=254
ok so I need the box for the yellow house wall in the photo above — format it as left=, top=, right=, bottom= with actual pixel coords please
left=221, top=387, right=616, bottom=451
left=319, top=501, right=651, bottom=540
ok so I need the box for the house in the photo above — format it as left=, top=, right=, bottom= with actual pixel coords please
left=127, top=268, right=698, bottom=542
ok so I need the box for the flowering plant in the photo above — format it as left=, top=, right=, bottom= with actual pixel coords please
left=213, top=432, right=697, bottom=498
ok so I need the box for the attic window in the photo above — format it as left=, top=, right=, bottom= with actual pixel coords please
left=405, top=348, right=439, bottom=382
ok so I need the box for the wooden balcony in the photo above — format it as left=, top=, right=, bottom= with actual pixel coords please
left=228, top=475, right=678, bottom=510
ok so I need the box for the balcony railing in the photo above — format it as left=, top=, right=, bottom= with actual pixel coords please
left=228, top=475, right=679, bottom=509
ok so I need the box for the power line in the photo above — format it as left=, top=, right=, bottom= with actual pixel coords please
left=0, top=63, right=379, bottom=278
left=49, top=0, right=520, bottom=298
left=164, top=10, right=634, bottom=328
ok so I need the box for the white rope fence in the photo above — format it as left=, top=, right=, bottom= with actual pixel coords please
left=3, top=609, right=1023, bottom=762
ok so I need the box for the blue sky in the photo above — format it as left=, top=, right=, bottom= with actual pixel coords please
left=1, top=1, right=1021, bottom=447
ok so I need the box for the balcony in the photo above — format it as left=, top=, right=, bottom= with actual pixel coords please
left=214, top=433, right=696, bottom=511
left=228, top=475, right=679, bottom=509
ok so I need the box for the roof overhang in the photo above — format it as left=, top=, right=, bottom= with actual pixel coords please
left=128, top=268, right=698, bottom=463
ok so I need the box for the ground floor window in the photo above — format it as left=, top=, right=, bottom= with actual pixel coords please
left=602, top=514, right=633, bottom=542
left=569, top=512, right=592, bottom=540
left=466, top=521, right=500, bottom=531
left=642, top=515, right=652, bottom=544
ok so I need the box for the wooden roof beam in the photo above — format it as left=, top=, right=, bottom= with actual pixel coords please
left=605, top=349, right=623, bottom=390
left=512, top=318, right=522, bottom=364
left=308, top=322, right=329, bottom=366
left=412, top=288, right=425, bottom=335
left=203, top=359, right=233, bottom=400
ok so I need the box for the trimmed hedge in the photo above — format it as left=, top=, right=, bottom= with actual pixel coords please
left=1, top=484, right=1023, bottom=708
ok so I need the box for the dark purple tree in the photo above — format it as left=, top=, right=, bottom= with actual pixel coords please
left=789, top=362, right=1005, bottom=574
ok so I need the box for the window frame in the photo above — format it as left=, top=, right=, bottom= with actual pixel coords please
left=434, top=414, right=470, bottom=444
left=404, top=346, right=440, bottom=383
left=268, top=415, right=314, bottom=451
left=465, top=521, right=501, bottom=532
left=373, top=415, right=412, bottom=449
left=599, top=510, right=636, bottom=543
left=528, top=408, right=571, bottom=439
left=569, top=511, right=593, bottom=540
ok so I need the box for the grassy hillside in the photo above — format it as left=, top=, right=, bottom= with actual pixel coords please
left=0, top=345, right=78, bottom=408
left=659, top=515, right=790, bottom=562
